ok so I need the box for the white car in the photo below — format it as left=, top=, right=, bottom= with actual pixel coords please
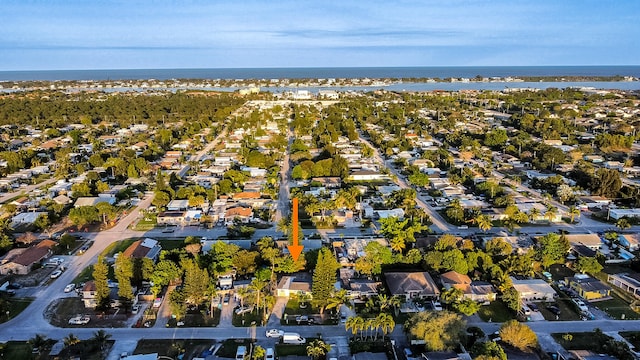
left=68, top=316, right=90, bottom=325
left=265, top=329, right=285, bottom=338
left=50, top=270, right=63, bottom=279
left=265, top=348, right=274, bottom=360
left=64, top=284, right=76, bottom=293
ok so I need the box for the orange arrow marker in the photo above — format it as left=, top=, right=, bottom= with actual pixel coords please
left=287, top=197, right=304, bottom=261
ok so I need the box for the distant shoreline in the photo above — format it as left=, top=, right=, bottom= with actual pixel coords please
left=1, top=65, right=639, bottom=82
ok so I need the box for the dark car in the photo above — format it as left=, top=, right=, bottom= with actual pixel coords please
left=547, top=305, right=561, bottom=316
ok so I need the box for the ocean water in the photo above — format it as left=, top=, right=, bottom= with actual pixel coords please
left=0, top=66, right=639, bottom=82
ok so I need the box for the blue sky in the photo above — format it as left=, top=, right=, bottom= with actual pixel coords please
left=0, top=0, right=638, bottom=70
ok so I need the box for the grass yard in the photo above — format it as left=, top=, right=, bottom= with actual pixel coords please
left=552, top=330, right=635, bottom=359
left=158, top=239, right=187, bottom=251
left=552, top=332, right=602, bottom=351
left=101, top=239, right=137, bottom=257
left=134, top=339, right=215, bottom=359
left=592, top=293, right=640, bottom=320
left=538, top=299, right=581, bottom=321
left=477, top=300, right=515, bottom=323
left=216, top=339, right=253, bottom=358
left=73, top=265, right=94, bottom=284
left=233, top=309, right=265, bottom=327
left=0, top=341, right=34, bottom=360
left=547, top=264, right=575, bottom=282
left=132, top=216, right=157, bottom=231
left=619, top=332, right=640, bottom=350
left=275, top=344, right=308, bottom=357
left=3, top=297, right=34, bottom=322
left=283, top=297, right=316, bottom=316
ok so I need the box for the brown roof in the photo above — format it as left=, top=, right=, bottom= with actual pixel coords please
left=83, top=280, right=97, bottom=292
left=225, top=207, right=252, bottom=217
left=122, top=240, right=153, bottom=259
left=440, top=271, right=471, bottom=285
left=12, top=240, right=56, bottom=266
left=233, top=192, right=261, bottom=200
left=384, top=272, right=440, bottom=297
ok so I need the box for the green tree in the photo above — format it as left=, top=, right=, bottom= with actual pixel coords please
left=568, top=206, right=581, bottom=223
left=499, top=320, right=538, bottom=351
left=453, top=298, right=481, bottom=316
left=312, top=247, right=340, bottom=313
left=63, top=333, right=81, bottom=347
left=306, top=339, right=331, bottom=360
left=591, top=168, right=621, bottom=198
left=501, top=288, right=521, bottom=312
left=472, top=341, right=506, bottom=360
left=149, top=259, right=182, bottom=295
left=485, top=238, right=512, bottom=257
left=28, top=334, right=49, bottom=355
left=536, top=232, right=570, bottom=268
left=616, top=218, right=631, bottom=231
left=475, top=214, right=492, bottom=232
left=404, top=311, right=465, bottom=351
left=91, top=330, right=111, bottom=350
left=68, top=206, right=99, bottom=228
left=92, top=256, right=110, bottom=309
left=152, top=191, right=171, bottom=209
left=182, top=259, right=211, bottom=304
left=59, top=233, right=76, bottom=251
left=575, top=256, right=603, bottom=275
left=115, top=255, right=134, bottom=302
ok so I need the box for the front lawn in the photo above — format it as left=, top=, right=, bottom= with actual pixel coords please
left=101, top=239, right=136, bottom=257
left=552, top=331, right=635, bottom=359
left=538, top=299, right=581, bottom=321
left=275, top=338, right=319, bottom=357
left=0, top=341, right=34, bottom=359
left=620, top=332, right=640, bottom=350
left=283, top=297, right=316, bottom=316
left=477, top=300, right=515, bottom=323
left=233, top=309, right=265, bottom=327
left=0, top=297, right=34, bottom=323
left=592, top=293, right=639, bottom=320
left=134, top=339, right=215, bottom=359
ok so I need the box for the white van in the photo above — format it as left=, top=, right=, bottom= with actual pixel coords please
left=236, top=346, right=247, bottom=360
left=282, top=333, right=306, bottom=344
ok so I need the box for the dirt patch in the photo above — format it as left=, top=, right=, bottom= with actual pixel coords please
left=45, top=298, right=131, bottom=328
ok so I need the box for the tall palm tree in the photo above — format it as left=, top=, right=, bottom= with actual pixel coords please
left=568, top=206, right=581, bottom=223
left=249, top=278, right=267, bottom=317
left=236, top=286, right=251, bottom=308
left=528, top=207, right=540, bottom=223
left=377, top=313, right=396, bottom=339
left=63, top=333, right=81, bottom=347
left=91, top=330, right=111, bottom=350
left=364, top=317, right=376, bottom=340
left=345, top=316, right=359, bottom=338
left=388, top=295, right=403, bottom=316
left=545, top=206, right=558, bottom=223
left=325, top=289, right=348, bottom=313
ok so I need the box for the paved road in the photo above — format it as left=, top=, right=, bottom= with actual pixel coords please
left=274, top=127, right=293, bottom=227
left=0, top=176, right=59, bottom=204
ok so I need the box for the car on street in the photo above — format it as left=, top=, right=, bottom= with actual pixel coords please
left=265, top=329, right=285, bottom=338
left=223, top=294, right=230, bottom=305
left=50, top=270, right=63, bottom=279
left=64, top=284, right=76, bottom=293
left=265, top=348, right=274, bottom=360
left=162, top=227, right=175, bottom=233
left=132, top=305, right=141, bottom=314
left=153, top=298, right=163, bottom=308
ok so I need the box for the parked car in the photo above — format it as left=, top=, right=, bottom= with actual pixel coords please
left=152, top=298, right=163, bottom=308
left=64, top=284, right=76, bottom=293
left=547, top=305, right=561, bottom=315
left=235, top=306, right=254, bottom=315
left=528, top=303, right=539, bottom=312
left=131, top=305, right=141, bottom=314
left=50, top=270, right=63, bottom=279
left=265, top=329, right=285, bottom=338
left=265, top=348, right=274, bottom=360
left=431, top=301, right=443, bottom=311
left=68, top=316, right=90, bottom=325
left=223, top=294, right=230, bottom=305
left=162, top=227, right=175, bottom=233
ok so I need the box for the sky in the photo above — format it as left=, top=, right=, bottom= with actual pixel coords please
left=0, top=0, right=638, bottom=70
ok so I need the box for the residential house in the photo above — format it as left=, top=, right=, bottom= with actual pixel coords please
left=122, top=238, right=162, bottom=263
left=439, top=271, right=496, bottom=303
left=348, top=170, right=390, bottom=182
left=0, top=240, right=57, bottom=275
left=276, top=275, right=312, bottom=297
left=339, top=269, right=380, bottom=300
left=10, top=211, right=47, bottom=229
left=81, top=280, right=99, bottom=308
left=73, top=197, right=116, bottom=208
left=618, top=234, right=640, bottom=251
left=156, top=211, right=186, bottom=226
left=224, top=206, right=253, bottom=225
left=511, top=278, right=556, bottom=302
left=167, top=199, right=190, bottom=211
left=608, top=273, right=640, bottom=299
left=567, top=274, right=611, bottom=301
left=311, top=177, right=342, bottom=188
left=384, top=272, right=440, bottom=300
left=565, top=234, right=603, bottom=252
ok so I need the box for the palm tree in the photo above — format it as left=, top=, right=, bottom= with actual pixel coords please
left=568, top=206, right=581, bottom=223
left=528, top=207, right=540, bottom=223
left=389, top=237, right=406, bottom=253
left=91, top=330, right=111, bottom=350
left=545, top=206, right=558, bottom=223
left=377, top=313, right=396, bottom=339
left=345, top=316, right=359, bottom=338
left=249, top=278, right=267, bottom=317
left=29, top=334, right=48, bottom=354
left=475, top=214, right=492, bottom=232
left=236, top=286, right=251, bottom=309
left=306, top=339, right=331, bottom=360
left=364, top=317, right=376, bottom=340
left=64, top=333, right=81, bottom=347
left=325, top=289, right=348, bottom=313
left=388, top=295, right=403, bottom=316
left=616, top=218, right=631, bottom=231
